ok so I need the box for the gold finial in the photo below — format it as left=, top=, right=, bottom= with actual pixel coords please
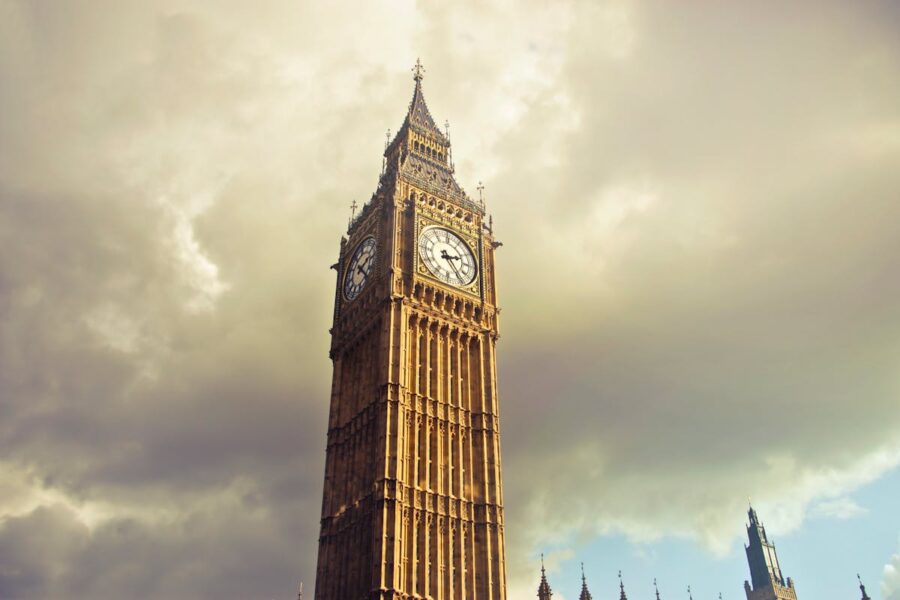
left=349, top=199, right=358, bottom=227
left=412, top=58, right=425, bottom=82
left=382, top=130, right=391, bottom=175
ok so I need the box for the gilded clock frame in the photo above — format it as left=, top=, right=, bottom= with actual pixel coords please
left=414, top=214, right=480, bottom=297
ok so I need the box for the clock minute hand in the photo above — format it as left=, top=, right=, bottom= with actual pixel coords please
left=441, top=249, right=463, bottom=279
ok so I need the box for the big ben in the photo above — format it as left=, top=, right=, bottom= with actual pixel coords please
left=313, top=61, right=508, bottom=600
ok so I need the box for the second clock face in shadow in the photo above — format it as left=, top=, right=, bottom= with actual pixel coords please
left=343, top=237, right=376, bottom=301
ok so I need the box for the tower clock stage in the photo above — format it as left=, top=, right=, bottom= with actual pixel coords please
left=314, top=62, right=508, bottom=600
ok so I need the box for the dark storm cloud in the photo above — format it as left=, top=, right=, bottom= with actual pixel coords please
left=2, top=1, right=900, bottom=598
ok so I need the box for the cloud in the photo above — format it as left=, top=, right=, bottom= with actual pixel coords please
left=2, top=0, right=900, bottom=598
left=809, top=497, right=867, bottom=521
left=886, top=549, right=900, bottom=600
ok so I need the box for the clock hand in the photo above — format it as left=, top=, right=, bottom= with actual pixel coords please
left=441, top=249, right=463, bottom=280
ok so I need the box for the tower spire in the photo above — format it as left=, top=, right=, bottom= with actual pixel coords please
left=744, top=505, right=793, bottom=598
left=654, top=578, right=661, bottom=600
left=618, top=570, right=628, bottom=600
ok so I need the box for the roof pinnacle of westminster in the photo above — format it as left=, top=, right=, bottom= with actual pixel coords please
left=857, top=574, right=871, bottom=600
left=579, top=563, right=593, bottom=600
left=619, top=570, right=628, bottom=600
left=538, top=554, right=553, bottom=600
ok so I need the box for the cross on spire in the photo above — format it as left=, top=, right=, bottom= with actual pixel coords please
left=412, top=58, right=425, bottom=82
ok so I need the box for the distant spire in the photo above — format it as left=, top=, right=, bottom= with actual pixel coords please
left=297, top=581, right=303, bottom=600
left=858, top=574, right=871, bottom=600
left=579, top=563, right=593, bottom=600
left=654, top=578, right=661, bottom=600
left=744, top=505, right=787, bottom=588
left=687, top=585, right=693, bottom=600
left=618, top=570, right=628, bottom=600
left=537, top=554, right=553, bottom=600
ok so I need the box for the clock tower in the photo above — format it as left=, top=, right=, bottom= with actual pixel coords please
left=314, top=62, right=508, bottom=600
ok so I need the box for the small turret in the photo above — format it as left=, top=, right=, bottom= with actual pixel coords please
left=537, top=554, right=553, bottom=600
left=579, top=563, right=593, bottom=600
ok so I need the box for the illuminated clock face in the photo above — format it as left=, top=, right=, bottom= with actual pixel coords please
left=418, top=227, right=477, bottom=287
left=343, top=237, right=376, bottom=301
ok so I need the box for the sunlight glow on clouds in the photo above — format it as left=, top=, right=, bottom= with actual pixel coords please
left=2, top=1, right=900, bottom=598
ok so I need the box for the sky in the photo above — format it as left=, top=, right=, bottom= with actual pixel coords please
left=1, top=1, right=899, bottom=599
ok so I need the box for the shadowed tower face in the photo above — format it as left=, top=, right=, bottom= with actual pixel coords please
left=314, top=62, right=507, bottom=600
left=743, top=506, right=797, bottom=600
